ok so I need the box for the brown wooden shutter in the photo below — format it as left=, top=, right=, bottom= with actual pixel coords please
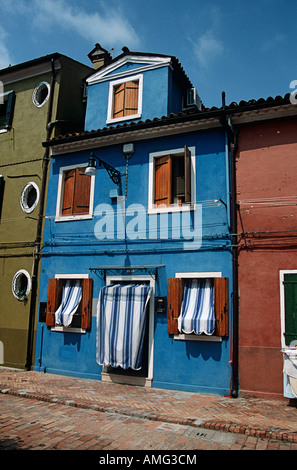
left=168, top=278, right=184, bottom=334
left=81, top=278, right=93, bottom=329
left=184, top=146, right=191, bottom=203
left=214, top=277, right=229, bottom=337
left=154, top=155, right=172, bottom=206
left=113, top=82, right=125, bottom=118
left=62, top=169, right=75, bottom=215
left=113, top=81, right=139, bottom=119
left=124, top=81, right=139, bottom=116
left=73, top=168, right=91, bottom=215
left=46, top=278, right=63, bottom=327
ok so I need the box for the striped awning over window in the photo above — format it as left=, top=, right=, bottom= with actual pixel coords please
left=178, top=279, right=215, bottom=335
left=96, top=284, right=152, bottom=370
left=55, top=280, right=82, bottom=327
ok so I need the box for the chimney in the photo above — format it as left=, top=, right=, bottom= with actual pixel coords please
left=88, top=43, right=112, bottom=70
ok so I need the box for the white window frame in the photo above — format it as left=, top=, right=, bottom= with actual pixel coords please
left=51, top=273, right=89, bottom=333
left=101, top=274, right=155, bottom=387
left=174, top=271, right=222, bottom=342
left=0, top=90, right=14, bottom=134
left=12, top=269, right=31, bottom=301
left=279, top=270, right=297, bottom=349
left=279, top=269, right=297, bottom=398
left=106, top=74, right=143, bottom=125
left=32, top=81, right=50, bottom=108
left=148, top=146, right=196, bottom=214
left=55, top=163, right=95, bottom=222
left=20, top=181, right=40, bottom=214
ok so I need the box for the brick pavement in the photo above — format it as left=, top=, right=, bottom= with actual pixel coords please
left=1, top=367, right=297, bottom=446
left=0, top=394, right=296, bottom=451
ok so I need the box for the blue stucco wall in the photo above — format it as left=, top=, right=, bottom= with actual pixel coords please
left=34, top=127, right=233, bottom=395
left=84, top=65, right=183, bottom=131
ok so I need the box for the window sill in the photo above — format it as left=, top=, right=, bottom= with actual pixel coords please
left=174, top=334, right=222, bottom=342
left=55, top=214, right=93, bottom=222
left=148, top=203, right=195, bottom=215
left=106, top=113, right=141, bottom=125
left=51, top=326, right=86, bottom=334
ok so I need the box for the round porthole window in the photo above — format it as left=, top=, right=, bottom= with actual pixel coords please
left=12, top=270, right=31, bottom=301
left=20, top=182, right=39, bottom=213
left=32, top=82, right=50, bottom=108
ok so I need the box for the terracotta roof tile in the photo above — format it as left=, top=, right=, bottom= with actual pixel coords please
left=44, top=93, right=292, bottom=147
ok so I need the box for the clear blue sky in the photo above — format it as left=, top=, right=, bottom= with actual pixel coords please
left=0, top=0, right=296, bottom=108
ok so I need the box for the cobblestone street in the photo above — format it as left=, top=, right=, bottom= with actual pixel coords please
left=1, top=368, right=297, bottom=456
left=0, top=393, right=295, bottom=453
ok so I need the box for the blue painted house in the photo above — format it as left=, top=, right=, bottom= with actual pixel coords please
left=34, top=45, right=233, bottom=395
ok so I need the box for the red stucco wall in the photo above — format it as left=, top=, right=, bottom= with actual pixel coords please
left=237, top=118, right=297, bottom=399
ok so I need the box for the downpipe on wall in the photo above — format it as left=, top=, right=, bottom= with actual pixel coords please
left=228, top=115, right=239, bottom=398
left=25, top=59, right=56, bottom=371
left=220, top=93, right=239, bottom=398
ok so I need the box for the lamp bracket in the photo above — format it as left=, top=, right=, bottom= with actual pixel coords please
left=91, top=152, right=121, bottom=185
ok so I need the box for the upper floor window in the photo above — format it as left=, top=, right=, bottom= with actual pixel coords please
left=12, top=269, right=31, bottom=301
left=32, top=82, right=50, bottom=108
left=55, top=164, right=95, bottom=222
left=0, top=91, right=15, bottom=132
left=107, top=74, right=143, bottom=124
left=148, top=146, right=195, bottom=213
left=20, top=182, right=39, bottom=214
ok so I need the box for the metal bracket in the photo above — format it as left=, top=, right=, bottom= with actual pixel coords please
left=89, top=264, right=165, bottom=281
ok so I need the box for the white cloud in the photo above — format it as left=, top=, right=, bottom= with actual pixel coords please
left=261, top=33, right=285, bottom=52
left=188, top=6, right=224, bottom=70
left=0, top=25, right=12, bottom=69
left=193, top=30, right=224, bottom=69
left=31, top=0, right=140, bottom=49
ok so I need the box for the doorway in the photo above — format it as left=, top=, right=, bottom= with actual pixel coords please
left=101, top=274, right=155, bottom=386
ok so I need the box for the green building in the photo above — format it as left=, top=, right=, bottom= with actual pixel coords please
left=0, top=53, right=92, bottom=369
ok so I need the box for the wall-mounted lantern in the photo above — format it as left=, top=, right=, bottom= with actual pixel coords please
left=85, top=143, right=134, bottom=198
left=85, top=152, right=121, bottom=185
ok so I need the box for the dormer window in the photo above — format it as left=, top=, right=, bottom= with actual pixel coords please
left=107, top=74, right=143, bottom=124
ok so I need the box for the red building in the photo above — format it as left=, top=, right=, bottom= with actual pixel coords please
left=231, top=95, right=297, bottom=400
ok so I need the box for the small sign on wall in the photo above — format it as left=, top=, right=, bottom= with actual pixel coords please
left=155, top=296, right=166, bottom=314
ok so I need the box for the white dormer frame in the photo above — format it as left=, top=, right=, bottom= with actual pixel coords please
left=86, top=55, right=172, bottom=86
left=106, top=73, right=143, bottom=125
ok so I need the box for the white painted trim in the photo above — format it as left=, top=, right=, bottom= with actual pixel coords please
left=54, top=273, right=89, bottom=279
left=175, top=272, right=222, bottom=278
left=87, top=55, right=171, bottom=85
left=55, top=163, right=95, bottom=222
left=279, top=269, right=297, bottom=397
left=20, top=181, right=40, bottom=214
left=106, top=74, right=143, bottom=125
left=279, top=270, right=297, bottom=349
left=51, top=326, right=86, bottom=334
left=174, top=334, right=222, bottom=342
left=174, top=271, right=222, bottom=341
left=104, top=274, right=155, bottom=384
left=12, top=269, right=31, bottom=301
left=148, top=146, right=196, bottom=214
left=32, top=81, right=50, bottom=108
left=51, top=273, right=89, bottom=333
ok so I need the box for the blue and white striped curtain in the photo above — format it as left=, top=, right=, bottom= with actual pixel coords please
left=96, top=284, right=152, bottom=370
left=55, top=280, right=82, bottom=327
left=178, top=279, right=215, bottom=335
